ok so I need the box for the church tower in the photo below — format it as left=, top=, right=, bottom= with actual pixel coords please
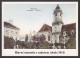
left=52, top=4, right=63, bottom=48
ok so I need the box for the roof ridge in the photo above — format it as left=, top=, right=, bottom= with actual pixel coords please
left=63, top=23, right=76, bottom=26
left=4, top=22, right=20, bottom=30
left=39, top=24, right=52, bottom=32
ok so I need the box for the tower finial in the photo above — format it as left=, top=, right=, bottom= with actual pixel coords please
left=56, top=4, right=60, bottom=9
left=57, top=4, right=59, bottom=6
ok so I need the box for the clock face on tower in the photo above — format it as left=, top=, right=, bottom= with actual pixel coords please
left=57, top=12, right=61, bottom=16
left=52, top=25, right=60, bottom=33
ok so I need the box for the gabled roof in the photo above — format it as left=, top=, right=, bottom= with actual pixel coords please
left=39, top=23, right=76, bottom=35
left=4, top=22, right=20, bottom=30
left=39, top=24, right=52, bottom=32
left=62, top=23, right=76, bottom=31
left=61, top=23, right=76, bottom=36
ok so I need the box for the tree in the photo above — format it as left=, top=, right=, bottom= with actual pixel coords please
left=25, top=34, right=28, bottom=42
left=14, top=34, right=52, bottom=49
left=34, top=34, right=46, bottom=42
left=65, top=33, right=76, bottom=49
left=40, top=34, right=46, bottom=42
left=4, top=36, right=15, bottom=49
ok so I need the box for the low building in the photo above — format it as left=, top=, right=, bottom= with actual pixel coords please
left=37, top=24, right=52, bottom=43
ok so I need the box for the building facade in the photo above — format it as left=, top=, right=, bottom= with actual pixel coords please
left=37, top=24, right=52, bottom=43
left=4, top=22, right=20, bottom=41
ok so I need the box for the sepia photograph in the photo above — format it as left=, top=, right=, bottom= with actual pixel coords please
left=2, top=2, right=78, bottom=56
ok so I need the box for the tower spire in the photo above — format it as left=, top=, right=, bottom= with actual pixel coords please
left=53, top=4, right=63, bottom=24
left=56, top=4, right=60, bottom=9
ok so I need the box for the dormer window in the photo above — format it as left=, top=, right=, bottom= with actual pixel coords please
left=71, top=30, right=74, bottom=35
left=63, top=31, right=66, bottom=36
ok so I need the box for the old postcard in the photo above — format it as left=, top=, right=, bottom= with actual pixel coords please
left=2, top=2, right=78, bottom=56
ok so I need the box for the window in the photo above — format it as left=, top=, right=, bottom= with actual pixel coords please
left=15, top=37, right=17, bottom=41
left=11, top=31, right=13, bottom=33
left=55, top=40, right=57, bottom=43
left=71, top=30, right=74, bottom=35
left=63, top=31, right=66, bottom=36
left=6, top=30, right=9, bottom=33
left=48, top=36, right=50, bottom=41
left=6, top=30, right=9, bottom=35
left=16, top=37, right=17, bottom=39
left=16, top=32, right=18, bottom=34
left=63, top=32, right=65, bottom=35
left=55, top=30, right=56, bottom=32
left=42, top=34, right=43, bottom=36
left=49, top=31, right=50, bottom=33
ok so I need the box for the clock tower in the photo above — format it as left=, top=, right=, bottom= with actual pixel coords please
left=52, top=4, right=63, bottom=48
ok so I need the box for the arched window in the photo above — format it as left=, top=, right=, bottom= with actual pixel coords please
left=71, top=30, right=74, bottom=35
left=55, top=39, right=57, bottom=43
left=16, top=32, right=18, bottom=34
left=63, top=31, right=66, bottom=36
left=48, top=36, right=50, bottom=41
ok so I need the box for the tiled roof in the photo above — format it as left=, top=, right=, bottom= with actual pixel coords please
left=61, top=23, right=76, bottom=36
left=39, top=24, right=52, bottom=32
left=4, top=22, right=20, bottom=30
left=62, top=23, right=76, bottom=31
left=39, top=23, right=76, bottom=35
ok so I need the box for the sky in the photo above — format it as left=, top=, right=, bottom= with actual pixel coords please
left=3, top=2, right=77, bottom=36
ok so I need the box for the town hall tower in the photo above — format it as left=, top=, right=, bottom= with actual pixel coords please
left=52, top=4, right=63, bottom=48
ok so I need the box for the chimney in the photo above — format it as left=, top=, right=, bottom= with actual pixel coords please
left=8, top=19, right=13, bottom=24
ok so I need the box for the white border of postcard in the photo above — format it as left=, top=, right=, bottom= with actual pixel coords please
left=2, top=2, right=78, bottom=56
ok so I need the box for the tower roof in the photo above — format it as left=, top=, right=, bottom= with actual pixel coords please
left=54, top=4, right=62, bottom=15
left=56, top=4, right=60, bottom=9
